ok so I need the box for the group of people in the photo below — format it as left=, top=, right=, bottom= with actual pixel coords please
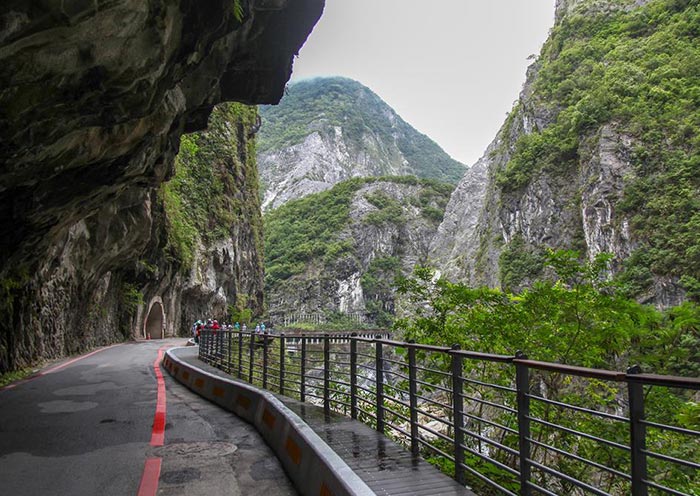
left=191, top=319, right=269, bottom=344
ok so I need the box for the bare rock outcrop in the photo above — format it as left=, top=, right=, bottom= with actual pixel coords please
left=0, top=0, right=323, bottom=372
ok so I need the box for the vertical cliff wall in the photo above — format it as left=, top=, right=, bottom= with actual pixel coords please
left=432, top=0, right=698, bottom=306
left=0, top=0, right=324, bottom=373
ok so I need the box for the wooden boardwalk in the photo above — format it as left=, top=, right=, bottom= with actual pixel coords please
left=179, top=351, right=474, bottom=496
left=279, top=399, right=475, bottom=496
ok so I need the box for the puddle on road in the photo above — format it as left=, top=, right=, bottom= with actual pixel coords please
left=152, top=441, right=238, bottom=459
left=38, top=400, right=98, bottom=413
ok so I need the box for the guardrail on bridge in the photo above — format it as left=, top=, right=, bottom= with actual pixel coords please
left=198, top=330, right=699, bottom=496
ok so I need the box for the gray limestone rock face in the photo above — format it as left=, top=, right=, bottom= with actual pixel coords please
left=266, top=179, right=450, bottom=324
left=257, top=78, right=466, bottom=211
left=430, top=0, right=685, bottom=306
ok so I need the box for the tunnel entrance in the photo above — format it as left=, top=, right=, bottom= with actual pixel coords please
left=145, top=302, right=164, bottom=339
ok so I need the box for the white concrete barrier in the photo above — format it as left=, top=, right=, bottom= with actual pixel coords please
left=163, top=347, right=375, bottom=496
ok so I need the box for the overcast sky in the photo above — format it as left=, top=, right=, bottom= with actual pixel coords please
left=290, top=0, right=556, bottom=167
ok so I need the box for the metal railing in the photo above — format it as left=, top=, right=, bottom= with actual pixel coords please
left=199, top=330, right=700, bottom=496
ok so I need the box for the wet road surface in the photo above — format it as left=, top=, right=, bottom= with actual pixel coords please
left=0, top=339, right=297, bottom=496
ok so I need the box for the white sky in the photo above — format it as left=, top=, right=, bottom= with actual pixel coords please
left=290, top=0, right=556, bottom=166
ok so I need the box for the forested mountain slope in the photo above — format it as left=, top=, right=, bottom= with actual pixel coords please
left=431, top=0, right=700, bottom=307
left=264, top=176, right=453, bottom=325
left=257, top=77, right=466, bottom=210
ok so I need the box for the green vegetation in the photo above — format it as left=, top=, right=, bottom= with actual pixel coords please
left=120, top=283, right=143, bottom=316
left=258, top=77, right=466, bottom=184
left=361, top=256, right=402, bottom=326
left=498, top=235, right=546, bottom=291
left=160, top=103, right=261, bottom=270
left=495, top=0, right=700, bottom=297
left=264, top=176, right=453, bottom=288
left=396, top=250, right=699, bottom=494
left=363, top=192, right=405, bottom=226
left=0, top=367, right=35, bottom=388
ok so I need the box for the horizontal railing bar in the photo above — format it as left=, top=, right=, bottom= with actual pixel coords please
left=513, top=358, right=626, bottom=381
left=329, top=398, right=351, bottom=409
left=355, top=373, right=377, bottom=384
left=356, top=363, right=376, bottom=373
left=525, top=480, right=559, bottom=496
left=384, top=422, right=412, bottom=439
left=416, top=408, right=454, bottom=428
left=356, top=406, right=377, bottom=420
left=382, top=356, right=408, bottom=367
left=629, top=373, right=700, bottom=390
left=355, top=352, right=375, bottom=360
left=460, top=462, right=519, bottom=496
left=416, top=437, right=455, bottom=462
left=414, top=364, right=451, bottom=377
left=355, top=384, right=377, bottom=397
left=383, top=405, right=411, bottom=424
left=528, top=459, right=612, bottom=496
left=641, top=419, right=700, bottom=437
left=383, top=369, right=410, bottom=382
left=527, top=415, right=630, bottom=451
left=461, top=393, right=518, bottom=414
left=414, top=393, right=452, bottom=411
left=417, top=423, right=454, bottom=444
left=461, top=443, right=519, bottom=477
left=414, top=378, right=452, bottom=394
left=463, top=411, right=519, bottom=435
left=643, top=479, right=688, bottom=496
left=328, top=378, right=351, bottom=389
left=328, top=360, right=352, bottom=367
left=642, top=448, right=700, bottom=470
left=461, top=376, right=517, bottom=393
left=381, top=381, right=408, bottom=396
left=383, top=395, right=411, bottom=411
left=528, top=437, right=631, bottom=480
left=526, top=393, right=629, bottom=422
left=460, top=427, right=520, bottom=458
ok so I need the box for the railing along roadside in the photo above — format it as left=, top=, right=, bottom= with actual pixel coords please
left=198, top=329, right=700, bottom=496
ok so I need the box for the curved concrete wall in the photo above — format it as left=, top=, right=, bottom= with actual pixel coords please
left=163, top=347, right=375, bottom=496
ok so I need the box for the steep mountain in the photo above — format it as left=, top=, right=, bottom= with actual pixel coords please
left=431, top=0, right=700, bottom=307
left=257, top=77, right=467, bottom=210
left=264, top=177, right=453, bottom=325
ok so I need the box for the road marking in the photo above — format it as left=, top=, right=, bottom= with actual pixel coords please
left=0, top=345, right=119, bottom=392
left=138, top=345, right=169, bottom=496
left=137, top=457, right=162, bottom=496
left=150, top=346, right=168, bottom=447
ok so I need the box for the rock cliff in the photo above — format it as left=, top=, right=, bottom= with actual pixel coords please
left=0, top=0, right=323, bottom=372
left=257, top=77, right=466, bottom=210
left=264, top=177, right=453, bottom=325
left=431, top=0, right=698, bottom=306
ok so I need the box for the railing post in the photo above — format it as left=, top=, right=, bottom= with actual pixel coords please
left=300, top=335, right=306, bottom=402
left=350, top=333, right=358, bottom=419
left=227, top=329, right=232, bottom=374
left=262, top=332, right=269, bottom=389
left=237, top=331, right=243, bottom=379
left=375, top=335, right=385, bottom=434
left=451, top=344, right=465, bottom=485
left=408, top=341, right=419, bottom=457
left=248, top=332, right=254, bottom=384
left=279, top=333, right=285, bottom=395
left=628, top=366, right=648, bottom=496
left=515, top=351, right=531, bottom=496
left=324, top=334, right=330, bottom=413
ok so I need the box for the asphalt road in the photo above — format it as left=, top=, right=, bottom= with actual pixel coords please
left=0, top=339, right=297, bottom=496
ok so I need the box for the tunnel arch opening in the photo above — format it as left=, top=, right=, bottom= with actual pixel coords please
left=145, top=301, right=165, bottom=339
